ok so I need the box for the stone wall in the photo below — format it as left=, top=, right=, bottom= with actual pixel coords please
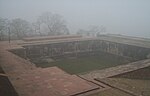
left=23, top=39, right=150, bottom=60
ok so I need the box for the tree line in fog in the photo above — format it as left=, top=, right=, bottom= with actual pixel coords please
left=0, top=12, right=106, bottom=41
left=0, top=12, right=70, bottom=40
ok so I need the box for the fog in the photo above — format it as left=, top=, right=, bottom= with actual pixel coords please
left=0, top=0, right=150, bottom=38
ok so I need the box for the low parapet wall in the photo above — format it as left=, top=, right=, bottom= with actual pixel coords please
left=23, top=35, right=82, bottom=42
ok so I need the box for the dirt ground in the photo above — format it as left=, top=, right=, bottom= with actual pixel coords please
left=89, top=66, right=150, bottom=96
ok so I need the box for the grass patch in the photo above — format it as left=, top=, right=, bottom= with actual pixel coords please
left=33, top=52, right=131, bottom=74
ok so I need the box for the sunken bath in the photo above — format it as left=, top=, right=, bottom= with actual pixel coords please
left=10, top=35, right=150, bottom=75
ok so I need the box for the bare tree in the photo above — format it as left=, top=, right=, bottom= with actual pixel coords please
left=32, top=17, right=44, bottom=36
left=89, top=25, right=106, bottom=36
left=77, top=29, right=90, bottom=36
left=32, top=22, right=42, bottom=36
left=0, top=18, right=8, bottom=40
left=38, top=12, right=69, bottom=35
left=10, top=18, right=31, bottom=39
left=76, top=25, right=106, bottom=37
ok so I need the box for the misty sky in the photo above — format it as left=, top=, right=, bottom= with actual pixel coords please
left=0, top=0, right=150, bottom=38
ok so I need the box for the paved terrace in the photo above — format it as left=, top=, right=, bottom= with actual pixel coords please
left=19, top=37, right=98, bottom=46
left=20, top=34, right=150, bottom=49
left=98, top=34, right=150, bottom=48
left=0, top=41, right=100, bottom=96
